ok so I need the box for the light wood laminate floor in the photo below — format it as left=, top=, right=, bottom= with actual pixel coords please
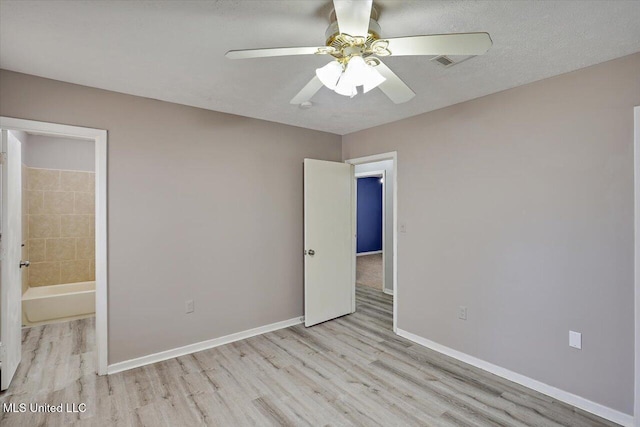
left=1, top=286, right=617, bottom=426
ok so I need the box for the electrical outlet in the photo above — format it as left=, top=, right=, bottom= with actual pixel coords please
left=569, top=331, right=582, bottom=350
left=458, top=306, right=467, bottom=320
left=399, top=222, right=407, bottom=233
left=185, top=299, right=194, bottom=314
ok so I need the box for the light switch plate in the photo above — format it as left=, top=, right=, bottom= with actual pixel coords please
left=569, top=331, right=582, bottom=349
left=399, top=222, right=407, bottom=233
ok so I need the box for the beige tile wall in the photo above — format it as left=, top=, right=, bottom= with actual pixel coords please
left=26, top=167, right=95, bottom=287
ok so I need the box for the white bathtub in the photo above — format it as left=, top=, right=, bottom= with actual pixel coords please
left=22, top=281, right=95, bottom=324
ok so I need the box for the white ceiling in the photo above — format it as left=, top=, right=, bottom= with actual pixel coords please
left=1, top=1, right=639, bottom=135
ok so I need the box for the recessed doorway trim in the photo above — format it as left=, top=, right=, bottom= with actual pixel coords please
left=346, top=152, right=397, bottom=333
left=0, top=116, right=108, bottom=375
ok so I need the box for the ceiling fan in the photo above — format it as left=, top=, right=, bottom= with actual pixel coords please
left=226, top=0, right=492, bottom=105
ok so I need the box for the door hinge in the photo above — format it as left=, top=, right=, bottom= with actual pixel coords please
left=0, top=152, right=6, bottom=165
left=0, top=343, right=5, bottom=362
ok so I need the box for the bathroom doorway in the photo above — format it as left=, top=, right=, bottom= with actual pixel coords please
left=0, top=117, right=107, bottom=389
left=20, top=131, right=97, bottom=330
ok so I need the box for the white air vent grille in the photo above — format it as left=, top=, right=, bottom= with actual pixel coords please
left=432, top=55, right=455, bottom=67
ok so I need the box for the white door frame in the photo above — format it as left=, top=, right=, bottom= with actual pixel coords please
left=634, top=105, right=640, bottom=427
left=355, top=170, right=386, bottom=292
left=0, top=116, right=108, bottom=376
left=346, top=152, right=398, bottom=332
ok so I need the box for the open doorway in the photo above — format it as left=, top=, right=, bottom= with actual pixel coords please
left=19, top=132, right=97, bottom=331
left=0, top=118, right=107, bottom=393
left=346, top=152, right=397, bottom=332
left=355, top=170, right=385, bottom=292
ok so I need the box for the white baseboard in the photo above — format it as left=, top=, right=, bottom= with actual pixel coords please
left=108, top=316, right=304, bottom=375
left=383, top=288, right=394, bottom=296
left=357, top=250, right=382, bottom=256
left=396, top=328, right=634, bottom=427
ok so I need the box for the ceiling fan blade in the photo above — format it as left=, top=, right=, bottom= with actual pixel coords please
left=226, top=46, right=328, bottom=59
left=290, top=76, right=324, bottom=105
left=375, top=61, right=415, bottom=104
left=383, top=33, right=492, bottom=56
left=333, top=0, right=373, bottom=37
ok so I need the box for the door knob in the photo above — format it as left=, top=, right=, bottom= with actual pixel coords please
left=307, top=249, right=315, bottom=256
left=19, top=260, right=30, bottom=268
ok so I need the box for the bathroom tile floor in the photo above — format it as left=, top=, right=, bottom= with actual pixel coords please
left=0, top=287, right=617, bottom=426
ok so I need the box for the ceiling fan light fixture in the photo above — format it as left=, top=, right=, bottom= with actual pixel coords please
left=228, top=1, right=493, bottom=105
left=334, top=72, right=358, bottom=97
left=315, top=61, right=343, bottom=90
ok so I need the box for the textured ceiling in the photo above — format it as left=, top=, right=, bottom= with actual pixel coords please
left=1, top=1, right=639, bottom=135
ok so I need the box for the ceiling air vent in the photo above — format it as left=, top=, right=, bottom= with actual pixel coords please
left=432, top=55, right=455, bottom=67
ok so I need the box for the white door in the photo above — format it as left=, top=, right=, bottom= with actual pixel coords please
left=304, top=159, right=354, bottom=327
left=1, top=130, right=23, bottom=391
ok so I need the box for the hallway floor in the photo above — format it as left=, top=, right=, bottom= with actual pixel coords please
left=356, top=253, right=383, bottom=291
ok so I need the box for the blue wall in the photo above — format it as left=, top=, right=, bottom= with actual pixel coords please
left=357, top=177, right=383, bottom=253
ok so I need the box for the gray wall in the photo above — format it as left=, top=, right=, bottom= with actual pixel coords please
left=355, top=160, right=394, bottom=294
left=343, top=53, right=639, bottom=415
left=24, top=134, right=94, bottom=171
left=0, top=69, right=342, bottom=364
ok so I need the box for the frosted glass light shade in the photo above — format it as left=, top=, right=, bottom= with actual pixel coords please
left=334, top=73, right=358, bottom=97
left=362, top=65, right=386, bottom=93
left=315, top=61, right=343, bottom=90
left=347, top=56, right=386, bottom=93
left=334, top=56, right=365, bottom=98
left=345, top=55, right=368, bottom=81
